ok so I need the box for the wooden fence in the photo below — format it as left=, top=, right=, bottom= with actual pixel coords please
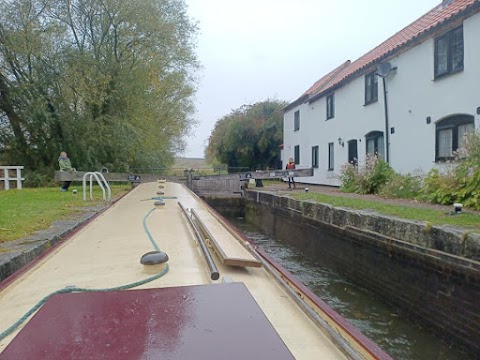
left=0, top=166, right=24, bottom=190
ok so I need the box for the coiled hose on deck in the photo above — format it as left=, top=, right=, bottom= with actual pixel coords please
left=0, top=207, right=168, bottom=342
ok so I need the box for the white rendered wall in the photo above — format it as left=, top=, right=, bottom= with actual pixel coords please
left=283, top=12, right=480, bottom=186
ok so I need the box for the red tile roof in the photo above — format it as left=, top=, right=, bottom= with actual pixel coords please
left=284, top=60, right=352, bottom=111
left=304, top=61, right=351, bottom=95
left=293, top=0, right=480, bottom=106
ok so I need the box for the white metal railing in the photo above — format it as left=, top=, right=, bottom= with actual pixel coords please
left=82, top=171, right=111, bottom=202
left=0, top=166, right=24, bottom=190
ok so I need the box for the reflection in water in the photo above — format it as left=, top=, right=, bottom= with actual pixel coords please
left=228, top=217, right=472, bottom=360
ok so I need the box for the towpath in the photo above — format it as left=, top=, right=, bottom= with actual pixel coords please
left=260, top=182, right=478, bottom=213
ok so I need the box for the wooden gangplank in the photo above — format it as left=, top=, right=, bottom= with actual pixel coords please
left=191, top=208, right=262, bottom=268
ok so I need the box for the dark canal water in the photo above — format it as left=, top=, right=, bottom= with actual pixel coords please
left=223, top=215, right=472, bottom=360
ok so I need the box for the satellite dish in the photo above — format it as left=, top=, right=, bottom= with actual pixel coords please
left=377, top=62, right=392, bottom=77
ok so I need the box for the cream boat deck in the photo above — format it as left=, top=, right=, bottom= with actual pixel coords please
left=0, top=182, right=346, bottom=359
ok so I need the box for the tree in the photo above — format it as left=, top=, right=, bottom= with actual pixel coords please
left=0, top=0, right=198, bottom=174
left=205, top=100, right=286, bottom=171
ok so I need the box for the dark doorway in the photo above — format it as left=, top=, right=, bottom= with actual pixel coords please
left=348, top=140, right=358, bottom=165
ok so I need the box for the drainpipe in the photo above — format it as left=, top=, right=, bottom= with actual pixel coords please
left=376, top=63, right=395, bottom=163
left=382, top=77, right=390, bottom=163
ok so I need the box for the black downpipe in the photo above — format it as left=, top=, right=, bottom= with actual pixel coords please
left=382, top=76, right=390, bottom=163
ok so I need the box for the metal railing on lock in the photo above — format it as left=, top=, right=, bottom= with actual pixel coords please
left=82, top=171, right=111, bottom=202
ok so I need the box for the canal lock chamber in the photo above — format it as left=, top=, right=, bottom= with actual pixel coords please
left=202, top=191, right=480, bottom=359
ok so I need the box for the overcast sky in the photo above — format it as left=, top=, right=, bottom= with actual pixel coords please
left=182, top=0, right=441, bottom=158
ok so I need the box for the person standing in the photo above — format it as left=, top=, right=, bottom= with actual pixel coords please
left=58, top=151, right=75, bottom=191
left=286, top=157, right=296, bottom=189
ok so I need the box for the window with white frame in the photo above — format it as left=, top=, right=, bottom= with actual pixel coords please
left=328, top=143, right=334, bottom=170
left=436, top=115, right=474, bottom=161
left=294, top=110, right=300, bottom=131
left=312, top=146, right=319, bottom=168
left=365, top=131, right=385, bottom=158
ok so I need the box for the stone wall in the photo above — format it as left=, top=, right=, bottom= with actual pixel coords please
left=243, top=190, right=480, bottom=355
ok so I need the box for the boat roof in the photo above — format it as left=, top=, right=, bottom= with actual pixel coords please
left=0, top=182, right=387, bottom=359
left=1, top=283, right=295, bottom=359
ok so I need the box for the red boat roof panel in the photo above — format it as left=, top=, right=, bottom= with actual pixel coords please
left=1, top=283, right=295, bottom=360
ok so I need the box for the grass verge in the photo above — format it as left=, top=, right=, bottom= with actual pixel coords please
left=290, top=192, right=480, bottom=228
left=0, top=184, right=131, bottom=242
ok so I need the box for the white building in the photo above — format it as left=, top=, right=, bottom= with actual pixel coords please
left=283, top=0, right=480, bottom=186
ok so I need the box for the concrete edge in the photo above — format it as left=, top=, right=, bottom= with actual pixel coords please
left=0, top=210, right=101, bottom=282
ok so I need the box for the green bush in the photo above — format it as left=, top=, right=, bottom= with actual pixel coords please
left=23, top=168, right=54, bottom=188
left=339, top=162, right=359, bottom=193
left=421, top=166, right=480, bottom=210
left=358, top=157, right=394, bottom=194
left=338, top=131, right=480, bottom=209
left=454, top=167, right=480, bottom=209
left=421, top=167, right=459, bottom=205
left=379, top=172, right=422, bottom=199
left=340, top=155, right=394, bottom=194
left=420, top=131, right=480, bottom=210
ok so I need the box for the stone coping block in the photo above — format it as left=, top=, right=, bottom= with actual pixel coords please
left=246, top=190, right=480, bottom=262
left=464, top=233, right=480, bottom=261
